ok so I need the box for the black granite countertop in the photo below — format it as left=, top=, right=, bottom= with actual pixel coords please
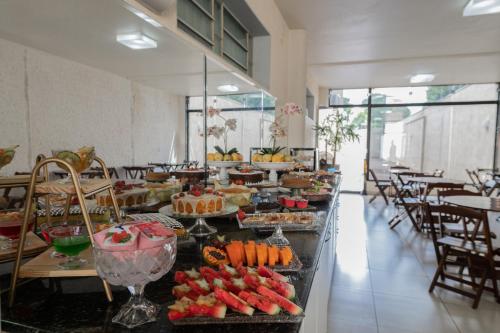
left=1, top=186, right=339, bottom=333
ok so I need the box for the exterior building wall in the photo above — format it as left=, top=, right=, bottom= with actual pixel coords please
left=399, top=86, right=497, bottom=180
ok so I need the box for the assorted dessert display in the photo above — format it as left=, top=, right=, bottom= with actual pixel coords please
left=96, top=180, right=149, bottom=208
left=0, top=145, right=19, bottom=172
left=52, top=146, right=95, bottom=174
left=168, top=265, right=303, bottom=322
left=203, top=238, right=295, bottom=269
left=171, top=186, right=225, bottom=216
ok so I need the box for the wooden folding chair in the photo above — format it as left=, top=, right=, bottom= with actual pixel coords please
left=428, top=206, right=500, bottom=308
left=368, top=169, right=391, bottom=205
left=465, top=169, right=481, bottom=190
left=388, top=179, right=421, bottom=231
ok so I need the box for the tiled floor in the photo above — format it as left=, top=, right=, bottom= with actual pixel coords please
left=328, top=194, right=500, bottom=333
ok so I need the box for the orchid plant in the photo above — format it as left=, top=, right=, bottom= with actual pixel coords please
left=262, top=102, right=302, bottom=155
left=203, top=106, right=238, bottom=155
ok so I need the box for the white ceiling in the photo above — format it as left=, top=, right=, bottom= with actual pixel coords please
left=275, top=0, right=500, bottom=88
left=0, top=0, right=259, bottom=96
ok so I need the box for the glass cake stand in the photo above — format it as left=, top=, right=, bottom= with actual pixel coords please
left=159, top=204, right=239, bottom=237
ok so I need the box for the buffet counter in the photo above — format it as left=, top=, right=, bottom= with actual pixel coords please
left=1, top=180, right=341, bottom=333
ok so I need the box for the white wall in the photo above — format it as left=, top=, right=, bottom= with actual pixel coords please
left=0, top=37, right=185, bottom=175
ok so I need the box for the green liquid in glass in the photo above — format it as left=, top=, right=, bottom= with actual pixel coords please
left=53, top=235, right=91, bottom=256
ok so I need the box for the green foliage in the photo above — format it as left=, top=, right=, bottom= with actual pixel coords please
left=314, top=109, right=360, bottom=165
left=214, top=145, right=238, bottom=155
left=426, top=85, right=464, bottom=102
left=259, top=146, right=285, bottom=155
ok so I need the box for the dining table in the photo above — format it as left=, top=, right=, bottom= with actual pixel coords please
left=406, top=177, right=465, bottom=185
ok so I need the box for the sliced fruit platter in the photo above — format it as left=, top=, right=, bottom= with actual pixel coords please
left=168, top=265, right=304, bottom=325
left=236, top=210, right=320, bottom=231
left=203, top=238, right=302, bottom=272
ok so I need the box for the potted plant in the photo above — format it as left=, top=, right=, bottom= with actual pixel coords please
left=313, top=109, right=359, bottom=169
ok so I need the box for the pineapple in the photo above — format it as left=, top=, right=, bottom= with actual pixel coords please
left=214, top=153, right=223, bottom=161
left=207, top=153, right=215, bottom=161
left=231, top=153, right=242, bottom=161
left=284, top=155, right=293, bottom=162
left=272, top=153, right=285, bottom=162
left=262, top=154, right=272, bottom=162
left=223, top=154, right=232, bottom=161
left=252, top=154, right=263, bottom=162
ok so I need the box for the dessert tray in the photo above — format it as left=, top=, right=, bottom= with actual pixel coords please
left=168, top=266, right=305, bottom=326
left=160, top=204, right=239, bottom=219
left=237, top=212, right=320, bottom=231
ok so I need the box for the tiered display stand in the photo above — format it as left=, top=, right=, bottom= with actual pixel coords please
left=8, top=156, right=122, bottom=306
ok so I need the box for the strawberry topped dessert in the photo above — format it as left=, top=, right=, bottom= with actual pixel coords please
left=171, top=186, right=225, bottom=216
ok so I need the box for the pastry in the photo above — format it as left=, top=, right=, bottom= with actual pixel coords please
left=215, top=184, right=257, bottom=207
left=280, top=174, right=313, bottom=189
left=145, top=180, right=182, bottom=202
left=171, top=187, right=225, bottom=216
left=228, top=169, right=264, bottom=184
left=145, top=172, right=170, bottom=182
left=96, top=181, right=149, bottom=208
left=173, top=168, right=206, bottom=184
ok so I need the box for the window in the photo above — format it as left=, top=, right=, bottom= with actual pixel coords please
left=327, top=84, right=500, bottom=183
left=177, top=0, right=251, bottom=73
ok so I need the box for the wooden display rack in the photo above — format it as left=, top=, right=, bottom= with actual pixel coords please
left=8, top=156, right=122, bottom=307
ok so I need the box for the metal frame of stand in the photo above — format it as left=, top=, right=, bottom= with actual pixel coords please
left=8, top=156, right=122, bottom=306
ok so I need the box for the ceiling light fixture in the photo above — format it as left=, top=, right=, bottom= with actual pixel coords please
left=217, top=84, right=239, bottom=93
left=126, top=7, right=163, bottom=27
left=463, top=0, right=500, bottom=16
left=116, top=33, right=157, bottom=50
left=410, top=73, right=435, bottom=84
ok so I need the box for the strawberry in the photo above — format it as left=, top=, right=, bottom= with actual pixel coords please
left=237, top=209, right=246, bottom=221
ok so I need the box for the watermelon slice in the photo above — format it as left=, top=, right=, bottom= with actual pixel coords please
left=200, top=266, right=220, bottom=280
left=174, top=271, right=189, bottom=284
left=257, top=266, right=289, bottom=283
left=172, top=284, right=199, bottom=300
left=212, top=277, right=242, bottom=294
left=219, top=264, right=239, bottom=280
left=187, top=303, right=227, bottom=319
left=186, top=279, right=210, bottom=296
left=265, top=277, right=296, bottom=299
left=243, top=273, right=269, bottom=290
left=256, top=285, right=303, bottom=315
left=239, top=290, right=281, bottom=315
left=214, top=287, right=254, bottom=316
left=168, top=297, right=193, bottom=320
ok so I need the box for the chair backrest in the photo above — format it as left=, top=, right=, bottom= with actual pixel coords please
left=424, top=182, right=464, bottom=197
left=423, top=202, right=493, bottom=253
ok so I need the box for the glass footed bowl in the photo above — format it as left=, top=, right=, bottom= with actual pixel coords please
left=0, top=210, right=35, bottom=249
left=48, top=225, right=91, bottom=269
left=93, top=234, right=177, bottom=328
left=52, top=146, right=95, bottom=175
left=0, top=145, right=19, bottom=174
